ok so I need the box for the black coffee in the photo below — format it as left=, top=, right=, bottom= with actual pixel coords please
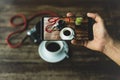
left=46, top=43, right=60, bottom=52
left=64, top=30, right=71, bottom=36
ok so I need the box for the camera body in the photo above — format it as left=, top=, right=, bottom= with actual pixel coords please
left=27, top=16, right=94, bottom=44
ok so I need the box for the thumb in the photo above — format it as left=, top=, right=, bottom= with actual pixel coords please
left=87, top=13, right=103, bottom=23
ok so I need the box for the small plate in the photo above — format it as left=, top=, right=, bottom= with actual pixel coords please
left=60, top=27, right=75, bottom=40
left=38, top=41, right=69, bottom=63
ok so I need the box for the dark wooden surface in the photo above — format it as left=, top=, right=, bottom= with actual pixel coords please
left=0, top=0, right=120, bottom=80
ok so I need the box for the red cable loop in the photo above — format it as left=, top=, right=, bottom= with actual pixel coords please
left=45, top=17, right=59, bottom=33
left=6, top=11, right=58, bottom=48
left=6, top=14, right=27, bottom=48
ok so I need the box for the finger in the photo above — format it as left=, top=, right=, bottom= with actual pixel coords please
left=87, top=13, right=103, bottom=23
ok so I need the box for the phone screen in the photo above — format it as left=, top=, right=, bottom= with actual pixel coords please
left=42, top=17, right=94, bottom=41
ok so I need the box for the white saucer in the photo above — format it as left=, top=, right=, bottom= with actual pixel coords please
left=38, top=41, right=69, bottom=63
left=60, top=27, right=75, bottom=40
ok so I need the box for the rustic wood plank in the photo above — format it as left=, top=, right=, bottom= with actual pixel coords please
left=0, top=72, right=119, bottom=80
left=0, top=0, right=113, bottom=7
left=0, top=60, right=119, bottom=73
left=0, top=42, right=109, bottom=61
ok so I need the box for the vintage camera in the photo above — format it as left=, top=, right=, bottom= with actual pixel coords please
left=27, top=16, right=94, bottom=43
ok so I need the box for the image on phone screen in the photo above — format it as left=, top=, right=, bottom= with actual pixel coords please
left=42, top=17, right=93, bottom=41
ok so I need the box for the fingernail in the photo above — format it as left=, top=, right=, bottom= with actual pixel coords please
left=87, top=13, right=91, bottom=15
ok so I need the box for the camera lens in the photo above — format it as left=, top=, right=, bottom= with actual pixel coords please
left=63, top=30, right=71, bottom=36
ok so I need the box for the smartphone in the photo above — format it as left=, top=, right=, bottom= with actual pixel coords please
left=40, top=16, right=94, bottom=41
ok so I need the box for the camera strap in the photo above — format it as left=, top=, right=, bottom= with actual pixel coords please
left=6, top=11, right=58, bottom=48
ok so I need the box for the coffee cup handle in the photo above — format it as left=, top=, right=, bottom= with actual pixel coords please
left=64, top=51, right=69, bottom=58
left=63, top=42, right=69, bottom=58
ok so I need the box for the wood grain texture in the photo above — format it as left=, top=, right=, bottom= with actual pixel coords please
left=0, top=0, right=120, bottom=80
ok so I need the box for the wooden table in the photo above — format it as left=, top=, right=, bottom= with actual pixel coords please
left=0, top=0, right=120, bottom=80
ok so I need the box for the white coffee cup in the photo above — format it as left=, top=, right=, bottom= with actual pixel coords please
left=38, top=41, right=69, bottom=63
left=60, top=27, right=74, bottom=40
left=44, top=41, right=63, bottom=56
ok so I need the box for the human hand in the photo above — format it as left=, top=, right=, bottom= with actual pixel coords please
left=71, top=13, right=111, bottom=52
